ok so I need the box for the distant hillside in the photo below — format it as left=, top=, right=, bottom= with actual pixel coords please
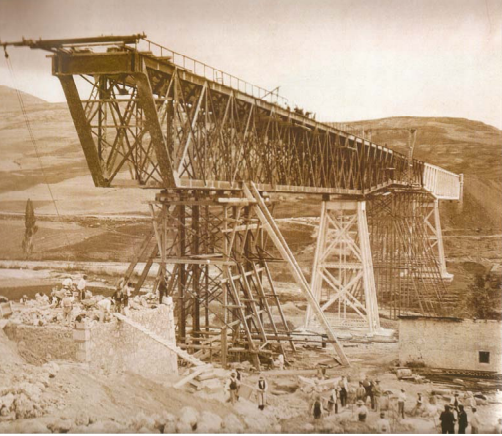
left=0, top=85, right=48, bottom=112
left=0, top=86, right=88, bottom=196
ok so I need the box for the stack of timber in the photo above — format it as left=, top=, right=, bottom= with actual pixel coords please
left=173, top=365, right=221, bottom=392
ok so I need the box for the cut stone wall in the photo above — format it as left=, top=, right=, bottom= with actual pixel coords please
left=74, top=303, right=178, bottom=378
left=4, top=324, right=76, bottom=364
left=399, top=316, right=502, bottom=373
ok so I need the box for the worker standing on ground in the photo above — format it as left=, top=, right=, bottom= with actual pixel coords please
left=470, top=408, right=479, bottom=434
left=373, top=379, right=382, bottom=412
left=227, top=371, right=239, bottom=405
left=368, top=379, right=376, bottom=409
left=113, top=282, right=124, bottom=314
left=412, top=392, right=424, bottom=416
left=327, top=384, right=338, bottom=415
left=124, top=282, right=133, bottom=313
left=440, top=405, right=456, bottom=434
left=256, top=374, right=268, bottom=410
left=356, top=400, right=369, bottom=422
left=376, top=412, right=391, bottom=433
left=339, top=375, right=348, bottom=408
left=235, top=368, right=242, bottom=400
left=158, top=277, right=167, bottom=304
left=362, top=375, right=371, bottom=401
left=356, top=382, right=366, bottom=403
left=450, top=392, right=461, bottom=432
left=397, top=388, right=406, bottom=419
left=457, top=404, right=468, bottom=434
left=77, top=274, right=87, bottom=300
left=61, top=291, right=73, bottom=326
left=312, top=394, right=323, bottom=421
left=277, top=353, right=285, bottom=371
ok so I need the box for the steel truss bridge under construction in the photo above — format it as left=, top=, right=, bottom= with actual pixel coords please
left=3, top=34, right=463, bottom=368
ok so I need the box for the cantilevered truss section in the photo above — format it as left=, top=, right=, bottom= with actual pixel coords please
left=2, top=34, right=463, bottom=198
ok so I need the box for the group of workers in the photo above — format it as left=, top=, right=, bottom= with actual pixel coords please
left=438, top=391, right=490, bottom=434
left=19, top=275, right=140, bottom=325
left=306, top=374, right=492, bottom=434
left=226, top=369, right=269, bottom=410
left=94, top=279, right=135, bottom=321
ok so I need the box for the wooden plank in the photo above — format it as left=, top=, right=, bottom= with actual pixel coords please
left=173, top=366, right=207, bottom=389
left=244, top=182, right=350, bottom=367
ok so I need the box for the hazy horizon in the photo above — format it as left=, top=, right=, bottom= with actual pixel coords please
left=1, top=0, right=501, bottom=129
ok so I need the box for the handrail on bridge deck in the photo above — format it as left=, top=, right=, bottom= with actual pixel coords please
left=141, top=39, right=290, bottom=109
left=423, top=163, right=463, bottom=200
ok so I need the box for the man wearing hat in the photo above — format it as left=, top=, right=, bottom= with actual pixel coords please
left=61, top=290, right=74, bottom=326
left=373, top=379, right=382, bottom=412
left=356, top=400, right=369, bottom=422
left=256, top=374, right=268, bottom=410
left=376, top=412, right=391, bottom=433
left=439, top=404, right=455, bottom=434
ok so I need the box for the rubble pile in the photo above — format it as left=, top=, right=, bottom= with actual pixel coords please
left=6, top=290, right=160, bottom=328
left=0, top=362, right=62, bottom=421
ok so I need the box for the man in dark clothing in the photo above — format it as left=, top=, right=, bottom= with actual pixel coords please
left=113, top=287, right=124, bottom=314
left=457, top=404, right=468, bottom=434
left=257, top=375, right=268, bottom=410
left=362, top=376, right=373, bottom=407
left=338, top=376, right=348, bottom=407
left=158, top=278, right=167, bottom=304
left=227, top=372, right=240, bottom=405
left=312, top=396, right=323, bottom=420
left=235, top=368, right=242, bottom=400
left=440, top=405, right=456, bottom=434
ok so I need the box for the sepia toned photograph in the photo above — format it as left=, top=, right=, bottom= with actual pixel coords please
left=0, top=0, right=501, bottom=433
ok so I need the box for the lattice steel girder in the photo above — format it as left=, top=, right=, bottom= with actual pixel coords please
left=423, top=198, right=453, bottom=281
left=4, top=35, right=462, bottom=199
left=49, top=50, right=423, bottom=194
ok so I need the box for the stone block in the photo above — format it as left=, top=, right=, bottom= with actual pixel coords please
left=76, top=349, right=91, bottom=362
left=73, top=328, right=90, bottom=342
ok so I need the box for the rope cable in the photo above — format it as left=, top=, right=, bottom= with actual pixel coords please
left=3, top=50, right=72, bottom=249
left=3, top=49, right=157, bottom=270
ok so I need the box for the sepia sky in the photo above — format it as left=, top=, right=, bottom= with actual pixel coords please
left=0, top=0, right=501, bottom=128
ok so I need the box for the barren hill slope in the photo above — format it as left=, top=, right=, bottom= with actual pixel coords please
left=0, top=85, right=48, bottom=112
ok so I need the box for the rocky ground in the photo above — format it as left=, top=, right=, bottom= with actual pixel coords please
left=1, top=320, right=502, bottom=434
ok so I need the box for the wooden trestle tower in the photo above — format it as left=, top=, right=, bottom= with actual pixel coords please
left=3, top=34, right=463, bottom=368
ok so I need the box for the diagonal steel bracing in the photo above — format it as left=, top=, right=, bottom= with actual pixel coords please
left=304, top=200, right=380, bottom=333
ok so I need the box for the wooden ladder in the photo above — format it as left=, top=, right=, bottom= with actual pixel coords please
left=243, top=182, right=350, bottom=366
